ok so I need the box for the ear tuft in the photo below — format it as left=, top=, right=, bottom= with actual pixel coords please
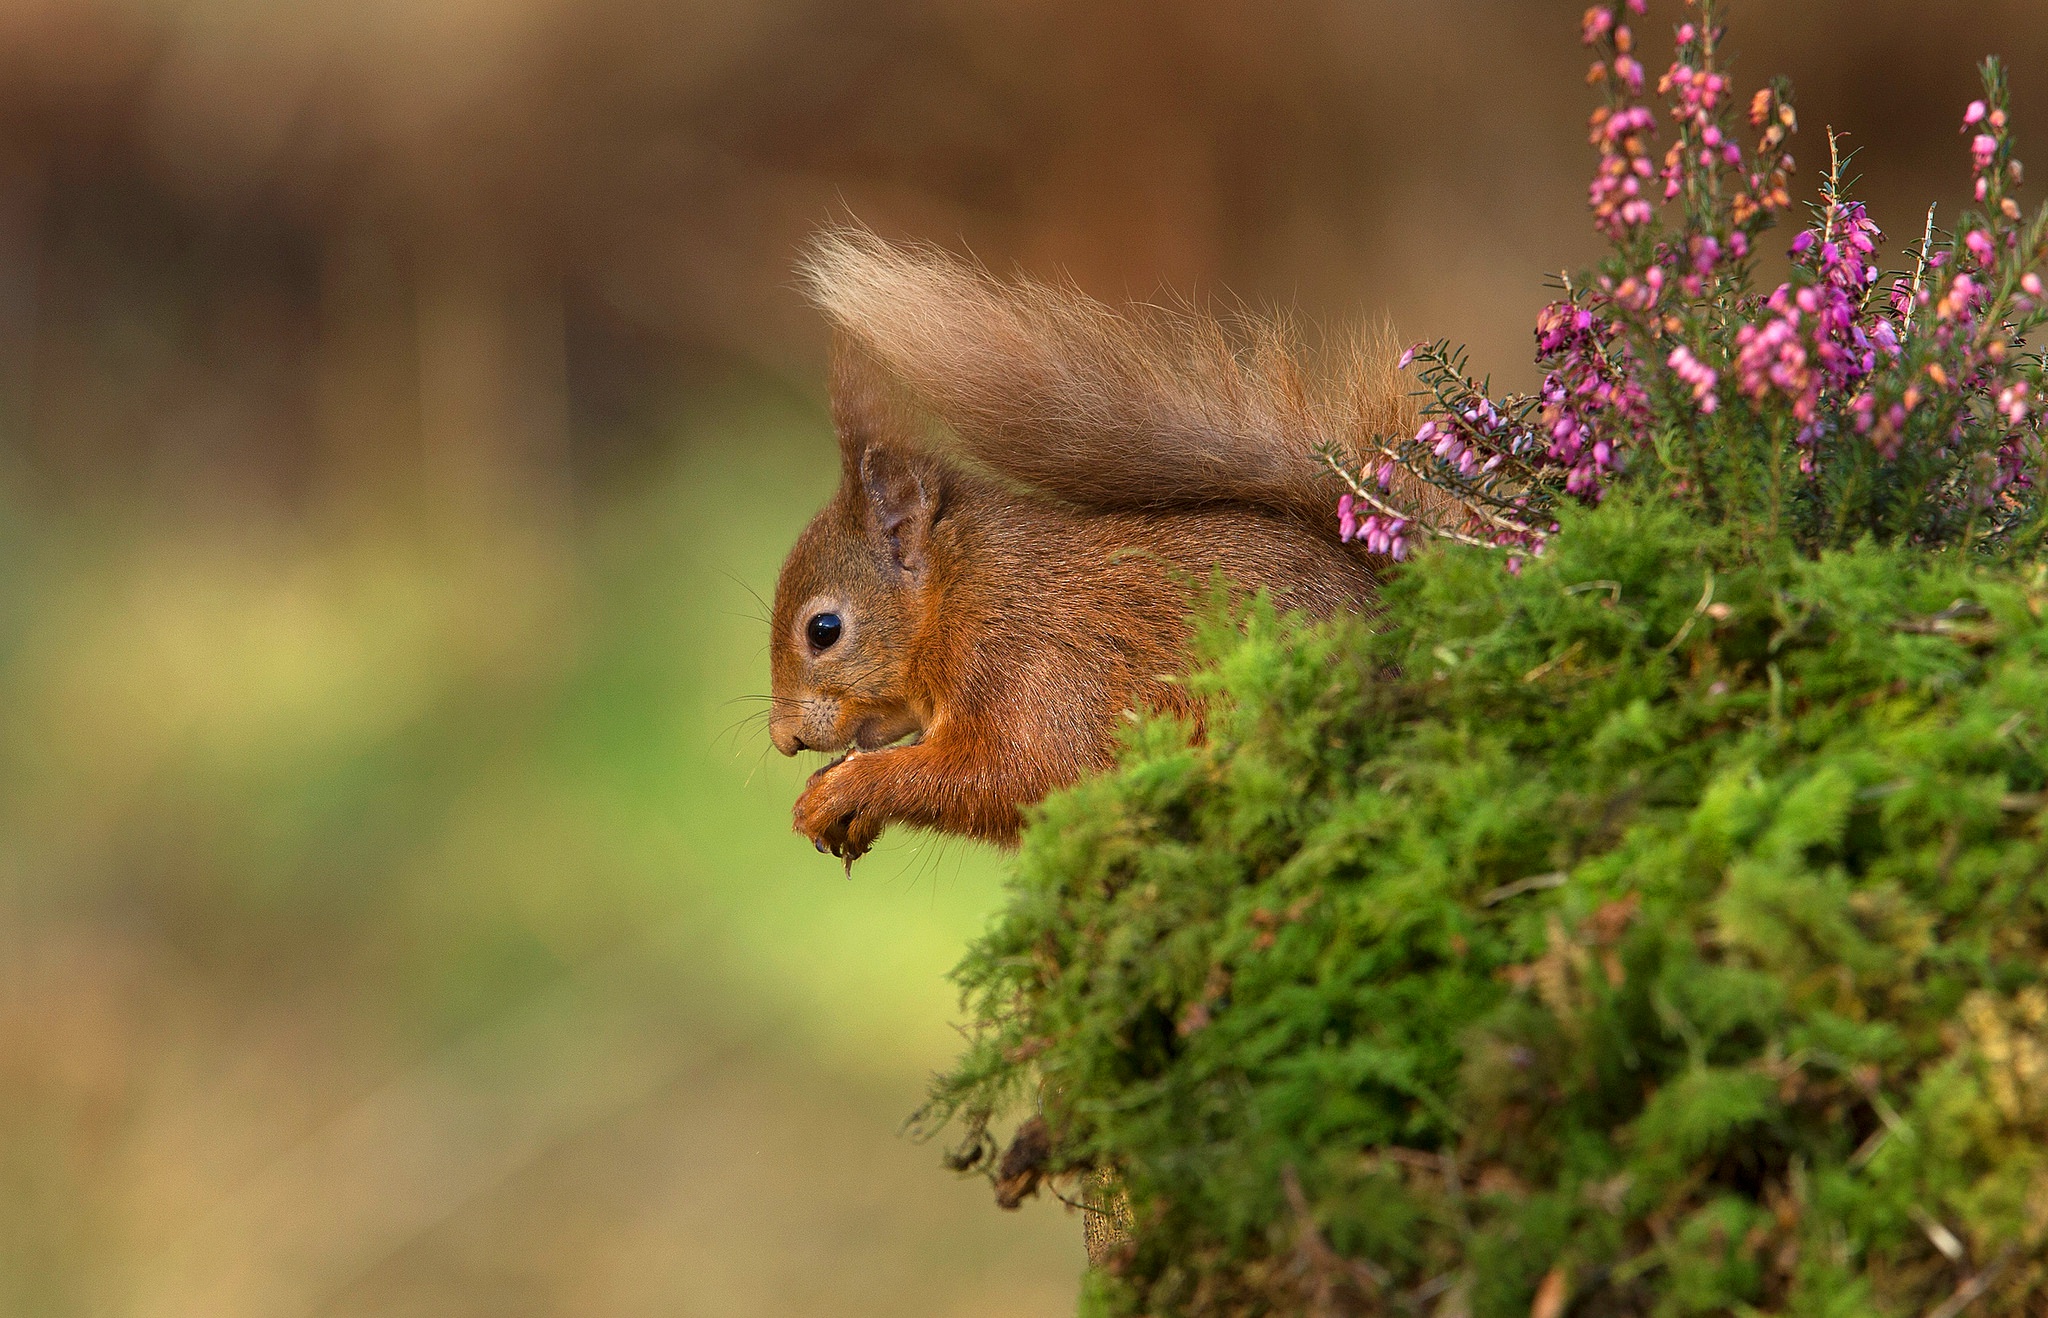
left=859, top=445, right=941, bottom=578
left=830, top=336, right=911, bottom=481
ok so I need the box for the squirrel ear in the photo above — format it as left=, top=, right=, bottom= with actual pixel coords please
left=834, top=335, right=943, bottom=577
left=860, top=445, right=942, bottom=579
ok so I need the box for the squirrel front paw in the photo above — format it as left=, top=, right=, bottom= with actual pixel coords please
left=793, top=757, right=884, bottom=870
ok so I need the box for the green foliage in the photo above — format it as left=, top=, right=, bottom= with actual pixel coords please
left=927, top=496, right=2048, bottom=1314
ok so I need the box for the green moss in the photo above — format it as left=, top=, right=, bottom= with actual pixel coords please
left=927, top=495, right=2048, bottom=1315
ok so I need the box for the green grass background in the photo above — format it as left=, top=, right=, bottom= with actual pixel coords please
left=0, top=385, right=1082, bottom=1317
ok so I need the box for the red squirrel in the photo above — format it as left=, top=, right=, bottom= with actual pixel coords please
left=768, top=228, right=1425, bottom=866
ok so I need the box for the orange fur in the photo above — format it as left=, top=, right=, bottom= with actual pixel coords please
left=769, top=229, right=1423, bottom=865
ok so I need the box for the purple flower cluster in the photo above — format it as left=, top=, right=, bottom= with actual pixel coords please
left=1667, top=344, right=1718, bottom=412
left=1337, top=494, right=1410, bottom=560
left=1731, top=88, right=1797, bottom=230
left=1417, top=412, right=1511, bottom=481
left=1845, top=90, right=2044, bottom=475
left=1340, top=0, right=2048, bottom=564
left=1730, top=198, right=1885, bottom=457
left=1584, top=2, right=1656, bottom=239
left=1589, top=105, right=1659, bottom=238
left=1657, top=37, right=1738, bottom=206
left=1536, top=301, right=1648, bottom=500
left=1671, top=229, right=1750, bottom=300
left=1320, top=337, right=1561, bottom=565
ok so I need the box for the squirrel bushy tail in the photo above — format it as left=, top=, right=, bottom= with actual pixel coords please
left=800, top=226, right=1423, bottom=534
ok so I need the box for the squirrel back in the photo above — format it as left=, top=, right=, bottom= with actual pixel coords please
left=771, top=229, right=1422, bottom=866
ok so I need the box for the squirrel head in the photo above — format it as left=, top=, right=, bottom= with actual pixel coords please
left=768, top=344, right=947, bottom=758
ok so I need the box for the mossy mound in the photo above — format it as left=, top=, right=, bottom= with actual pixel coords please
left=927, top=497, right=2048, bottom=1316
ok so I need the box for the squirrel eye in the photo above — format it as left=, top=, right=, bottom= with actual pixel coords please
left=806, top=612, right=843, bottom=651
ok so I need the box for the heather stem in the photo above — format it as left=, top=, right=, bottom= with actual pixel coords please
left=1902, top=203, right=1936, bottom=339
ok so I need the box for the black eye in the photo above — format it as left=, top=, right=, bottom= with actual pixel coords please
left=806, top=612, right=843, bottom=650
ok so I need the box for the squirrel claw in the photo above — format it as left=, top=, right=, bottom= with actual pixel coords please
left=820, top=811, right=870, bottom=864
left=821, top=815, right=877, bottom=869
left=794, top=759, right=880, bottom=868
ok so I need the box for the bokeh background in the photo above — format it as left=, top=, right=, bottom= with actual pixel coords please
left=1, top=2, right=2042, bottom=1315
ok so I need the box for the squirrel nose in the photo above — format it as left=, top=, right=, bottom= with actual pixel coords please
left=768, top=719, right=807, bottom=757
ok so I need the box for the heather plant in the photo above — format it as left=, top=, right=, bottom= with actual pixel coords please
left=925, top=4, right=2048, bottom=1316
left=1329, top=1, right=2047, bottom=568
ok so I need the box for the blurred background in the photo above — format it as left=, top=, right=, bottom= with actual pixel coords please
left=0, top=1, right=2041, bottom=1314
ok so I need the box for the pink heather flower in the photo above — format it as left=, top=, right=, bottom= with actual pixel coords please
left=1377, top=461, right=1396, bottom=490
left=1668, top=345, right=1720, bottom=412
left=2000, top=382, right=2031, bottom=426
left=1337, top=493, right=1359, bottom=542
left=1588, top=103, right=1660, bottom=237
left=1353, top=513, right=1410, bottom=560
left=1729, top=200, right=1887, bottom=430
left=1533, top=299, right=1645, bottom=503
left=1397, top=343, right=1422, bottom=370
left=1937, top=273, right=1981, bottom=322
left=1379, top=5, right=2048, bottom=570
